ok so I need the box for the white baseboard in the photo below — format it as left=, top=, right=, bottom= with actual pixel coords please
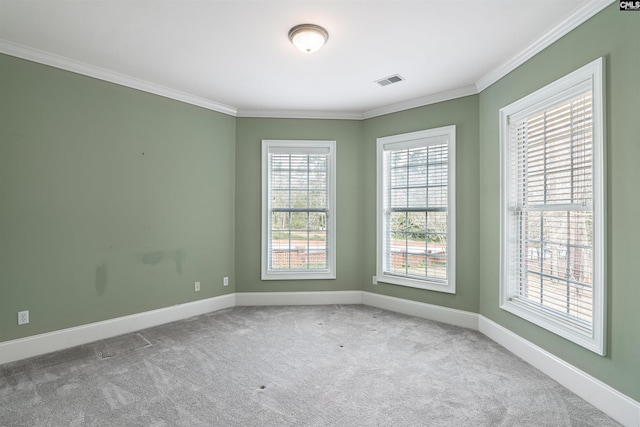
left=479, top=315, right=640, bottom=427
left=362, top=291, right=479, bottom=330
left=0, top=293, right=235, bottom=365
left=235, top=290, right=363, bottom=306
left=235, top=291, right=479, bottom=330
left=2, top=290, right=637, bottom=426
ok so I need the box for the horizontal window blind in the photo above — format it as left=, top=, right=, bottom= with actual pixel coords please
left=383, top=143, right=449, bottom=281
left=508, top=91, right=594, bottom=333
left=268, top=151, right=329, bottom=272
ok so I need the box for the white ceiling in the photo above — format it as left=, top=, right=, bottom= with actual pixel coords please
left=0, top=0, right=611, bottom=119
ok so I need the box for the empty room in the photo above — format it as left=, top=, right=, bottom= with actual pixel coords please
left=1, top=0, right=638, bottom=425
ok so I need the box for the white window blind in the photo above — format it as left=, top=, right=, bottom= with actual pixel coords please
left=261, top=140, right=336, bottom=280
left=377, top=126, right=456, bottom=293
left=500, top=57, right=605, bottom=354
left=508, top=91, right=594, bottom=333
left=384, top=143, right=449, bottom=281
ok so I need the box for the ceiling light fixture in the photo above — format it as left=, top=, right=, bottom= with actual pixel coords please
left=288, top=24, right=328, bottom=54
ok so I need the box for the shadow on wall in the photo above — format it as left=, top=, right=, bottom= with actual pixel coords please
left=141, top=249, right=186, bottom=274
left=95, top=263, right=108, bottom=295
left=92, top=249, right=186, bottom=295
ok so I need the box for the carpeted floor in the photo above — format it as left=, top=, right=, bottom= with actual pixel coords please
left=0, top=305, right=620, bottom=426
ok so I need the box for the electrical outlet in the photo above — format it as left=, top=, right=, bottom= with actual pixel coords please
left=223, top=276, right=229, bottom=287
left=194, top=281, right=201, bottom=292
left=372, top=276, right=378, bottom=285
left=18, top=310, right=29, bottom=325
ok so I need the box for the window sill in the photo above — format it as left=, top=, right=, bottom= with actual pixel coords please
left=500, top=298, right=604, bottom=355
left=377, top=273, right=455, bottom=294
left=261, top=270, right=336, bottom=281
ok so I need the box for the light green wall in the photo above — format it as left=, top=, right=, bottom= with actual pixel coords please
left=1, top=1, right=637, bottom=404
left=361, top=96, right=480, bottom=313
left=235, top=118, right=363, bottom=292
left=478, top=4, right=640, bottom=401
left=0, top=54, right=236, bottom=342
left=235, top=105, right=480, bottom=313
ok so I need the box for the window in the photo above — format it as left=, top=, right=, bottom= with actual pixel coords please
left=377, top=126, right=456, bottom=293
left=261, top=140, right=336, bottom=280
left=500, top=58, right=605, bottom=354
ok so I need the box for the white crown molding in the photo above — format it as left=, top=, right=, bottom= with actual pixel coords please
left=237, top=84, right=474, bottom=119
left=237, top=84, right=477, bottom=119
left=361, top=85, right=479, bottom=119
left=0, top=39, right=237, bottom=117
left=479, top=315, right=640, bottom=427
left=0, top=294, right=235, bottom=365
left=476, top=0, right=615, bottom=92
left=236, top=108, right=364, bottom=120
left=0, top=0, right=615, bottom=120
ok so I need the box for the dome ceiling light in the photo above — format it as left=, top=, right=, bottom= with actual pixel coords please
left=288, top=24, right=329, bottom=54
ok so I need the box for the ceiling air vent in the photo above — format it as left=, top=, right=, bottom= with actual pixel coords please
left=375, top=74, right=405, bottom=87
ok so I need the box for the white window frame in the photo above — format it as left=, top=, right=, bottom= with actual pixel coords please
left=261, top=140, right=336, bottom=280
left=499, top=58, right=606, bottom=355
left=376, top=126, right=456, bottom=293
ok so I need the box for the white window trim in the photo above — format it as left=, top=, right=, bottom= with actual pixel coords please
left=261, top=139, right=336, bottom=280
left=376, top=126, right=456, bottom=293
left=499, top=57, right=606, bottom=355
